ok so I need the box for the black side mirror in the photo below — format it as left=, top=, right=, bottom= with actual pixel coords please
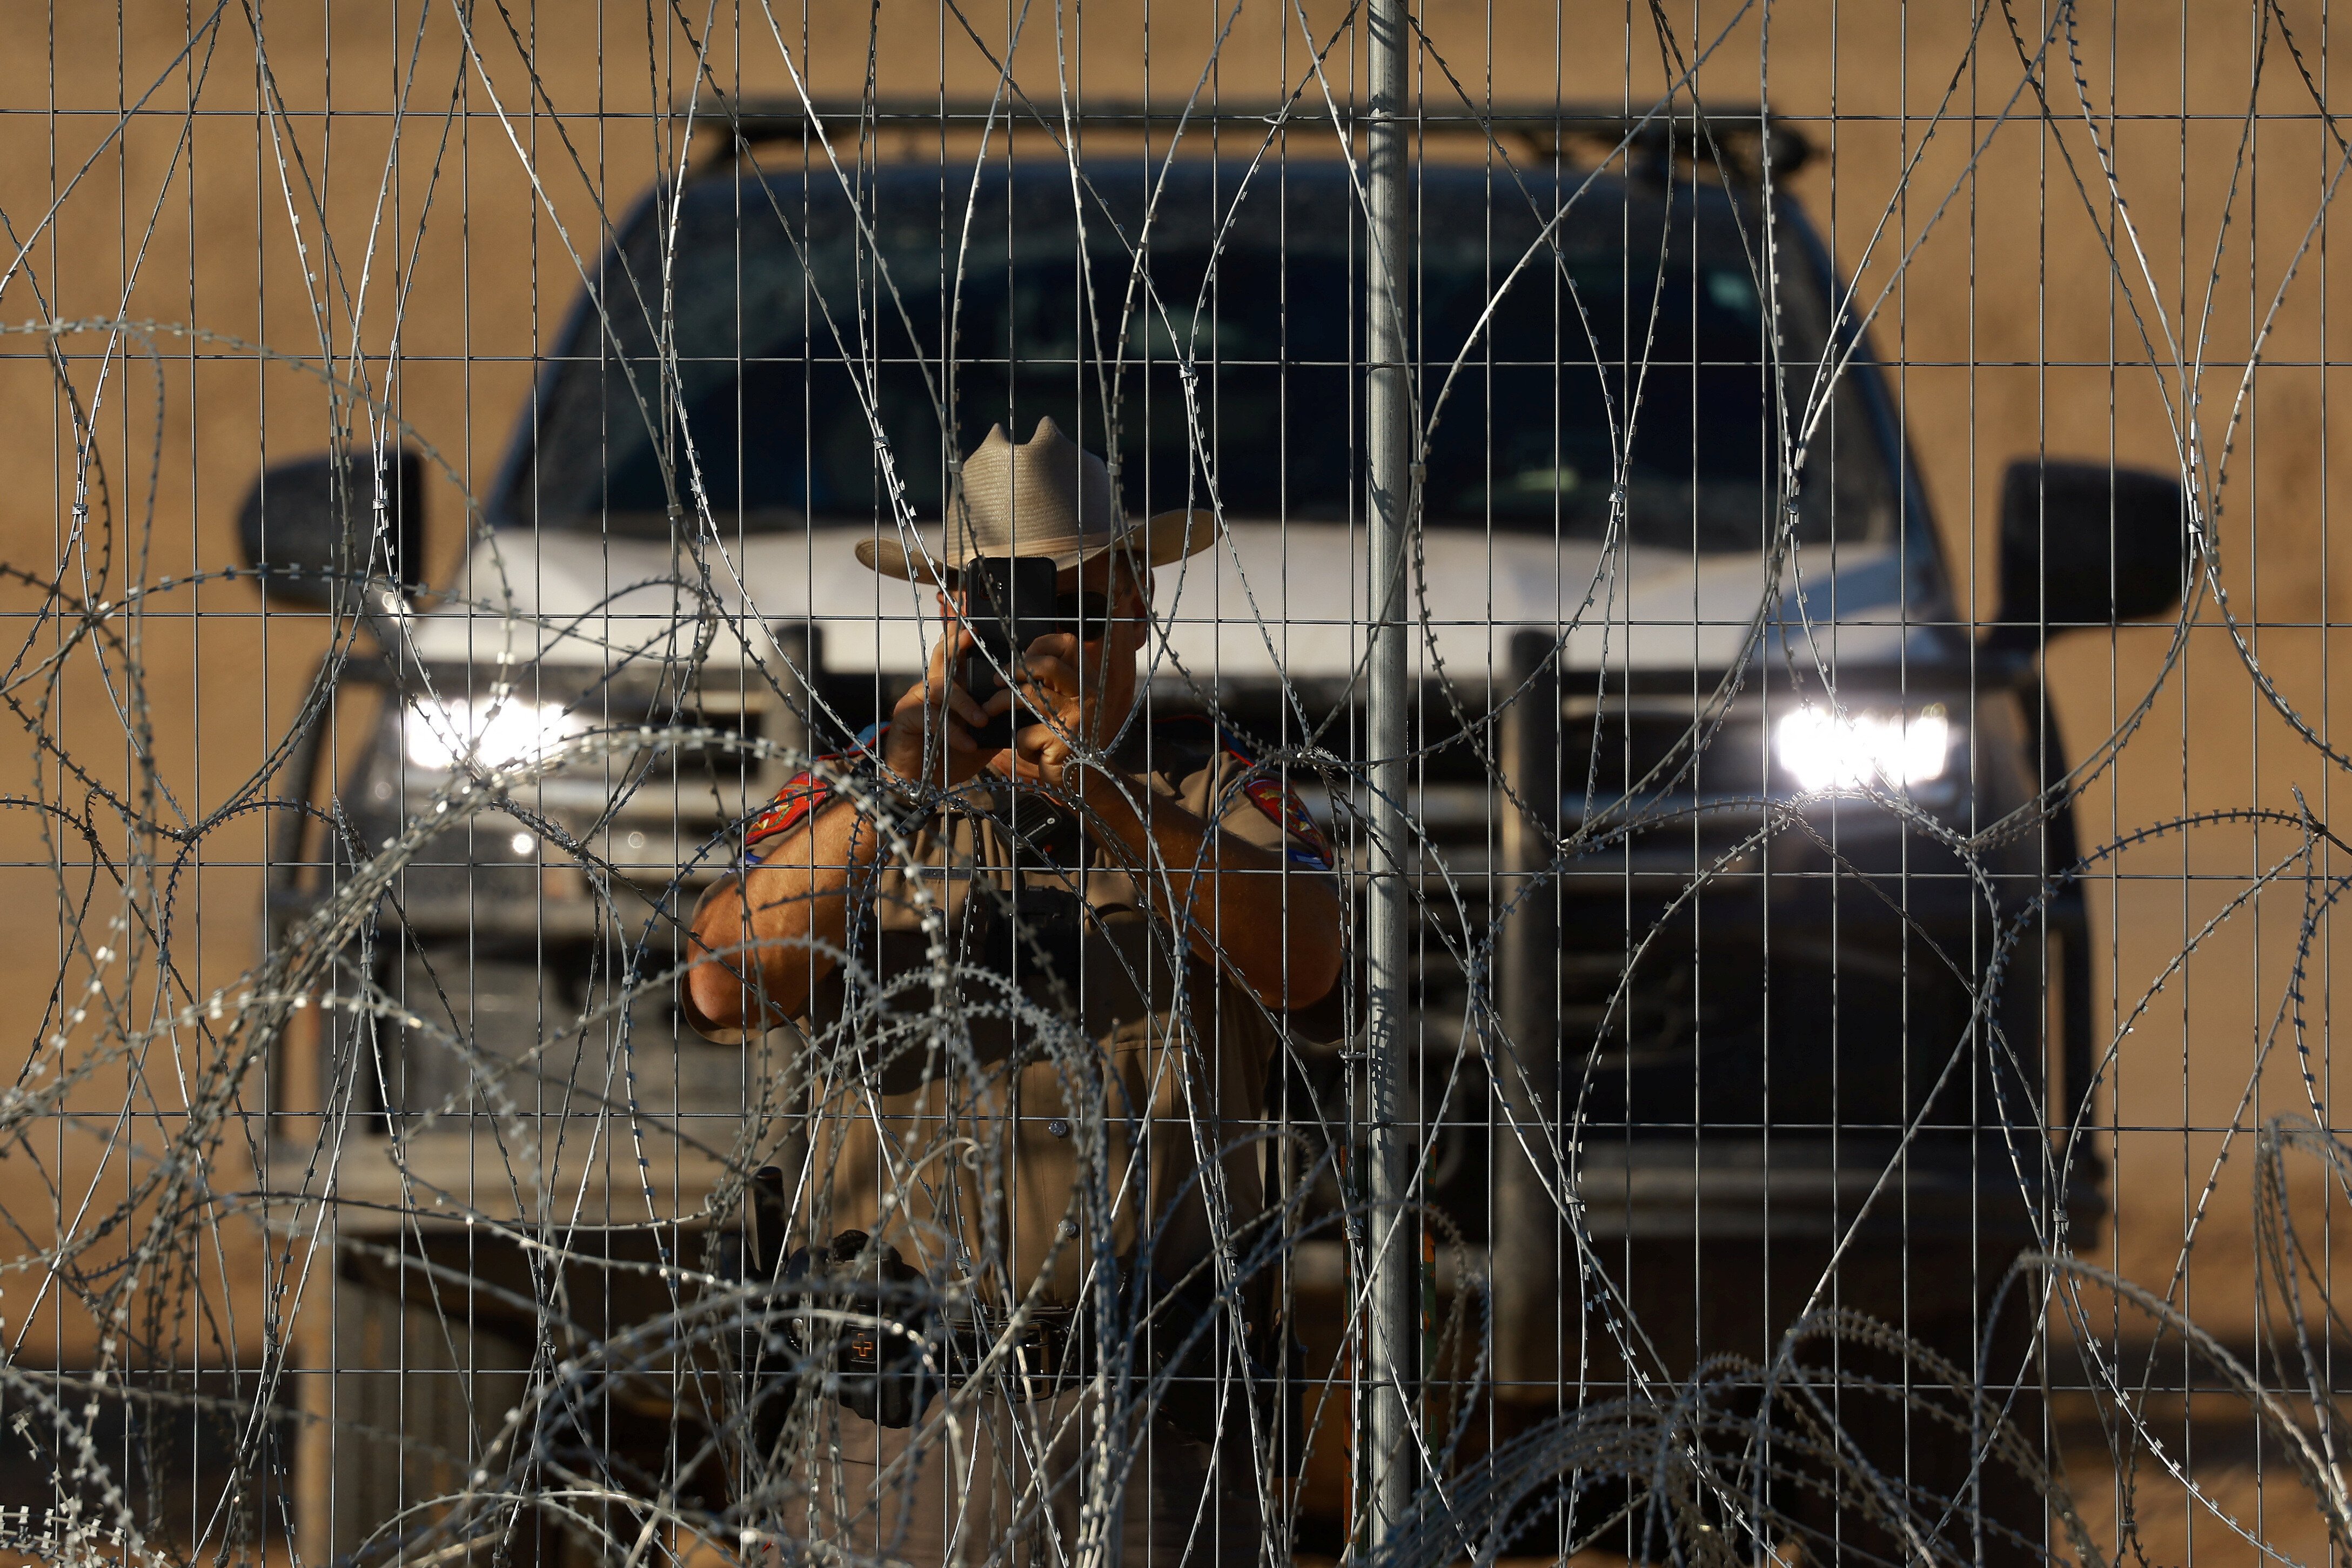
left=1991, top=458, right=2189, bottom=648
left=237, top=448, right=424, bottom=608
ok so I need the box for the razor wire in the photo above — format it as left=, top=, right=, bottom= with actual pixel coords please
left=0, top=2, right=2347, bottom=1566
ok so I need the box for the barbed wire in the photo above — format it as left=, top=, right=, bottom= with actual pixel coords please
left=1, top=1, right=2347, bottom=1566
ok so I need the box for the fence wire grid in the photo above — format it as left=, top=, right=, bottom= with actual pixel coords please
left=0, top=2, right=2340, bottom=1566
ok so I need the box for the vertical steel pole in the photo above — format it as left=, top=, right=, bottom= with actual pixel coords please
left=1362, top=0, right=1418, bottom=1545
left=1496, top=631, right=1561, bottom=1393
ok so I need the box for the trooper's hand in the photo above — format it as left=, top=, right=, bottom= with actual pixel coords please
left=1004, top=628, right=1136, bottom=790
left=879, top=609, right=1013, bottom=792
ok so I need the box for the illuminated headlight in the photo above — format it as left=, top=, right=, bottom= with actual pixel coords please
left=402, top=697, right=583, bottom=772
left=1774, top=705, right=1952, bottom=792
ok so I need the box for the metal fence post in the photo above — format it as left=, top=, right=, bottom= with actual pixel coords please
left=1496, top=631, right=1561, bottom=1394
left=1362, top=0, right=1418, bottom=1544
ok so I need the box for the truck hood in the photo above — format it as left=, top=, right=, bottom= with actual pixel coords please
left=408, top=522, right=1943, bottom=682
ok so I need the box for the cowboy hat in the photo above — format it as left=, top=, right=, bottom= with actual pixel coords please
left=855, top=417, right=1218, bottom=582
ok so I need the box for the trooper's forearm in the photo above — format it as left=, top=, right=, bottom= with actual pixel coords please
left=1073, top=764, right=1343, bottom=1008
left=685, top=794, right=891, bottom=1028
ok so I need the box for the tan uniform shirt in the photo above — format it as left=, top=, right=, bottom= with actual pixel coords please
left=707, top=715, right=1337, bottom=1316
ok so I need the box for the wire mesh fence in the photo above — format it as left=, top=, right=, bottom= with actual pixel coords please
left=0, top=2, right=2342, bottom=1565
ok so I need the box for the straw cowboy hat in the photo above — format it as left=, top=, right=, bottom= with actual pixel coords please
left=855, top=417, right=1218, bottom=582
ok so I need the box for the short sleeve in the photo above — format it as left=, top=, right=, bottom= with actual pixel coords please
left=737, top=721, right=888, bottom=871
left=1152, top=718, right=1345, bottom=1034
left=1152, top=717, right=1337, bottom=873
left=739, top=773, right=833, bottom=869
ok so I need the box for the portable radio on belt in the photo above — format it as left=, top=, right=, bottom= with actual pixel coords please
left=961, top=554, right=1111, bottom=749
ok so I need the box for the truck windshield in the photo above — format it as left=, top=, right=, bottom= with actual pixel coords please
left=510, top=159, right=1894, bottom=552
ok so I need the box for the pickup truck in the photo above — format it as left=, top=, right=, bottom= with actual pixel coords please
left=243, top=101, right=2186, bottom=1562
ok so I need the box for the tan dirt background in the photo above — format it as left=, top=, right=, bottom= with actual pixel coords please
left=0, top=2, right=2343, bottom=1559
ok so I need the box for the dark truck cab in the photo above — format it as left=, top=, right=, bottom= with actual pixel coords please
left=243, top=104, right=2186, bottom=1553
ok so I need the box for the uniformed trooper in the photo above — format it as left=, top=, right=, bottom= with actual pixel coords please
left=683, top=417, right=1344, bottom=1566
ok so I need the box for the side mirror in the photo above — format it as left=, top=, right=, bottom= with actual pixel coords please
left=1991, top=458, right=2189, bottom=648
left=237, top=448, right=424, bottom=608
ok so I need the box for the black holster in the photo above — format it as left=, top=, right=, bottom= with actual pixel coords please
left=739, top=1181, right=1304, bottom=1464
left=1141, top=1268, right=1304, bottom=1470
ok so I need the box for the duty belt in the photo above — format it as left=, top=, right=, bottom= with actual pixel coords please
left=735, top=1170, right=1297, bottom=1461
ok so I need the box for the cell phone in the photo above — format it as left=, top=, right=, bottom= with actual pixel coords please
left=960, top=555, right=1112, bottom=749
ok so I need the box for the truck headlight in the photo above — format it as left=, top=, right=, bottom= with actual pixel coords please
left=401, top=696, right=584, bottom=772
left=1774, top=704, right=1952, bottom=792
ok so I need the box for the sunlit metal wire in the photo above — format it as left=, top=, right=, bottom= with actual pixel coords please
left=1, top=4, right=2346, bottom=1567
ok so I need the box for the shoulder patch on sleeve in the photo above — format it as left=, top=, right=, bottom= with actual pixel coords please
left=745, top=729, right=870, bottom=862
left=741, top=723, right=897, bottom=863
left=1242, top=776, right=1336, bottom=870
left=741, top=772, right=834, bottom=860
